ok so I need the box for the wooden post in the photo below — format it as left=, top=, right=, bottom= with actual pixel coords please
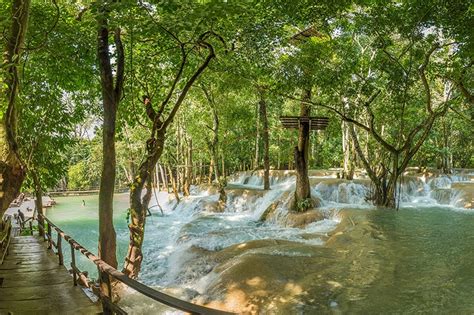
left=100, top=271, right=114, bottom=315
left=70, top=243, right=77, bottom=286
left=57, top=233, right=64, bottom=265
left=47, top=224, right=52, bottom=249
left=29, top=220, right=33, bottom=235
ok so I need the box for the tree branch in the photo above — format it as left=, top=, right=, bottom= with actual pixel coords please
left=162, top=41, right=216, bottom=130
left=418, top=43, right=440, bottom=114
left=156, top=44, right=188, bottom=119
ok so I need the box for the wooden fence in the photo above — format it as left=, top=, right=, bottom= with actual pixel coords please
left=37, top=213, right=232, bottom=315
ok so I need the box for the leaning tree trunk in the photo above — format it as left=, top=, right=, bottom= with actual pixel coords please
left=0, top=0, right=31, bottom=217
left=123, top=35, right=216, bottom=278
left=294, top=88, right=312, bottom=211
left=258, top=90, right=270, bottom=190
left=123, top=130, right=166, bottom=278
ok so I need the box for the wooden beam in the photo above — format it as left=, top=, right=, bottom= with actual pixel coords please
left=279, top=116, right=329, bottom=131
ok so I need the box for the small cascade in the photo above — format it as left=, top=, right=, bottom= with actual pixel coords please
left=229, top=170, right=296, bottom=188
left=398, top=175, right=472, bottom=208
left=313, top=181, right=369, bottom=205
left=428, top=176, right=452, bottom=189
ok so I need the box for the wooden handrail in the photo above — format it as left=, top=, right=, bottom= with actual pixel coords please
left=0, top=217, right=12, bottom=264
left=37, top=213, right=232, bottom=315
left=19, top=216, right=34, bottom=236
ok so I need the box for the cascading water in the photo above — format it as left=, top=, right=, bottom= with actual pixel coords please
left=397, top=175, right=472, bottom=208
left=136, top=174, right=341, bottom=291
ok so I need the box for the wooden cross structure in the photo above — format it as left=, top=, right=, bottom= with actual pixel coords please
left=279, top=116, right=329, bottom=131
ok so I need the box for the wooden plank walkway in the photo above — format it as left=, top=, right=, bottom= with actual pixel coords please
left=0, top=235, right=101, bottom=314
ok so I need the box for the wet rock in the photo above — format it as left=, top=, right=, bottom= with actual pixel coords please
left=197, top=241, right=341, bottom=314
left=285, top=210, right=324, bottom=228
left=259, top=200, right=279, bottom=222
left=193, top=209, right=387, bottom=314
left=201, top=200, right=224, bottom=213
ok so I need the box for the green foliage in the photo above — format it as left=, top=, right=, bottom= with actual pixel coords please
left=67, top=161, right=95, bottom=190
left=7, top=0, right=473, bottom=195
left=295, top=198, right=312, bottom=212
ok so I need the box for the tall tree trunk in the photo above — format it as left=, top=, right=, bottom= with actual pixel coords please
left=0, top=0, right=31, bottom=216
left=202, top=84, right=220, bottom=184
left=253, top=102, right=260, bottom=170
left=31, top=170, right=43, bottom=237
left=341, top=121, right=355, bottom=180
left=294, top=88, right=312, bottom=210
left=183, top=137, right=192, bottom=196
left=168, top=164, right=180, bottom=202
left=277, top=134, right=281, bottom=170
left=221, top=153, right=225, bottom=179
left=159, top=164, right=168, bottom=192
left=208, top=158, right=215, bottom=184
left=96, top=5, right=124, bottom=308
left=258, top=90, right=270, bottom=190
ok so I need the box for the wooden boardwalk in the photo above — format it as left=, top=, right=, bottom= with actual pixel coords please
left=0, top=235, right=101, bottom=314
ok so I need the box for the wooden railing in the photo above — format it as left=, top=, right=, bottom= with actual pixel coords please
left=0, top=216, right=12, bottom=264
left=37, top=213, right=232, bottom=315
left=19, top=217, right=34, bottom=236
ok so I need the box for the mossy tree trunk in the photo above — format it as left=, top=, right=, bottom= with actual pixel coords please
left=0, top=0, right=31, bottom=217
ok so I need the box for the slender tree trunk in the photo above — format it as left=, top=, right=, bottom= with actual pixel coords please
left=159, top=164, right=168, bottom=192
left=258, top=90, right=270, bottom=190
left=183, top=138, right=191, bottom=196
left=31, top=170, right=43, bottom=237
left=168, top=165, right=180, bottom=202
left=342, top=121, right=355, bottom=180
left=277, top=135, right=281, bottom=170
left=0, top=0, right=30, bottom=216
left=96, top=5, right=124, bottom=308
left=221, top=153, right=225, bottom=179
left=208, top=158, right=215, bottom=184
left=254, top=102, right=260, bottom=170
left=294, top=88, right=312, bottom=210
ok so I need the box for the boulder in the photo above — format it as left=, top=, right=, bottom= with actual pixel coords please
left=285, top=210, right=324, bottom=228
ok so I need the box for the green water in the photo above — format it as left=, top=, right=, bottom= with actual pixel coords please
left=45, top=193, right=130, bottom=279
left=342, top=207, right=474, bottom=314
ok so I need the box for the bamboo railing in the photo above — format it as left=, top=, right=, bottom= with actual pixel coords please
left=37, top=213, right=232, bottom=315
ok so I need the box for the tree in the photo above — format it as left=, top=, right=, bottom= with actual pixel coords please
left=121, top=0, right=230, bottom=277
left=280, top=1, right=471, bottom=207
left=0, top=0, right=31, bottom=216
left=95, top=0, right=125, bottom=309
